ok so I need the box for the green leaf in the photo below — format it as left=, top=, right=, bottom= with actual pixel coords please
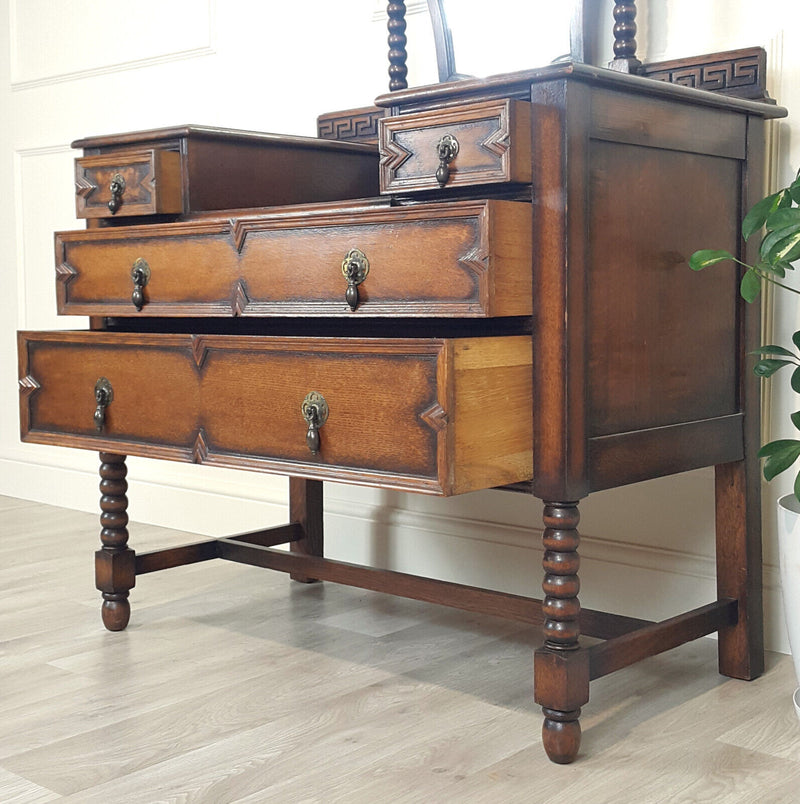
left=776, top=234, right=800, bottom=264
left=766, top=207, right=800, bottom=232
left=791, top=411, right=800, bottom=431
left=790, top=178, right=800, bottom=205
left=760, top=260, right=786, bottom=278
left=758, top=439, right=800, bottom=481
left=753, top=344, right=797, bottom=358
left=760, top=224, right=800, bottom=262
left=759, top=439, right=800, bottom=457
left=792, top=366, right=800, bottom=393
left=689, top=249, right=735, bottom=271
left=743, top=191, right=785, bottom=240
left=753, top=358, right=793, bottom=377
left=793, top=469, right=800, bottom=503
left=740, top=268, right=762, bottom=302
left=793, top=330, right=800, bottom=352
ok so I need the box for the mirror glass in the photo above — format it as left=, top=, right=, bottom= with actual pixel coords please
left=436, top=0, right=579, bottom=79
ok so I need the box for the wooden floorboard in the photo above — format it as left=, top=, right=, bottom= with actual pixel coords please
left=1, top=494, right=799, bottom=803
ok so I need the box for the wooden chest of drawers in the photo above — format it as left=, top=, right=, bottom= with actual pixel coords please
left=17, top=62, right=786, bottom=765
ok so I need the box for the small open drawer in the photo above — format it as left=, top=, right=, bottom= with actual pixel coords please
left=379, top=99, right=532, bottom=194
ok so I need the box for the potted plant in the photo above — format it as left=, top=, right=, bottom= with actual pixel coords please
left=690, top=168, right=800, bottom=723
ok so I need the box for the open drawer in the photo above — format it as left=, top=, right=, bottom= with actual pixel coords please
left=73, top=125, right=380, bottom=220
left=55, top=199, right=532, bottom=318
left=19, top=331, right=532, bottom=496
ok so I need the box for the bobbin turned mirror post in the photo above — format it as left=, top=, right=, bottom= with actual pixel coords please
left=389, top=0, right=643, bottom=90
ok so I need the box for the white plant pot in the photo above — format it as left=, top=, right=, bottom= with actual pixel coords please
left=776, top=494, right=800, bottom=721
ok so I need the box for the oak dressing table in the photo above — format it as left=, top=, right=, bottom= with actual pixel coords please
left=17, top=2, right=787, bottom=763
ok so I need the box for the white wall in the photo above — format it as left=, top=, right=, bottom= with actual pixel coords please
left=1, top=0, right=796, bottom=655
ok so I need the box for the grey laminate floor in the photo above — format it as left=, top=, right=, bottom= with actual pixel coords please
left=2, top=494, right=799, bottom=803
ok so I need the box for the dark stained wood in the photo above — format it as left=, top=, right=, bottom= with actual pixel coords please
left=530, top=78, right=590, bottom=502
left=643, top=47, right=771, bottom=102
left=715, top=116, right=767, bottom=682
left=72, top=125, right=379, bottom=220
left=289, top=478, right=323, bottom=583
left=229, top=523, right=303, bottom=547
left=75, top=149, right=182, bottom=219
left=535, top=502, right=586, bottom=764
left=317, top=106, right=386, bottom=144
left=17, top=61, right=789, bottom=765
left=216, top=540, right=548, bottom=623
left=19, top=331, right=533, bottom=496
left=589, top=87, right=747, bottom=158
left=134, top=525, right=301, bottom=575
left=94, top=453, right=135, bottom=630
left=184, top=136, right=378, bottom=212
left=588, top=599, right=738, bottom=680
left=55, top=200, right=533, bottom=318
left=233, top=547, right=649, bottom=636
left=608, top=2, right=642, bottom=73
left=387, top=2, right=408, bottom=91
left=586, top=139, right=740, bottom=437
left=135, top=540, right=219, bottom=574
left=374, top=61, right=786, bottom=118
left=587, top=415, right=744, bottom=491
left=379, top=99, right=532, bottom=194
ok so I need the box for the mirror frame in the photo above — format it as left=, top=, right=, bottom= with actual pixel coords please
left=426, top=0, right=596, bottom=83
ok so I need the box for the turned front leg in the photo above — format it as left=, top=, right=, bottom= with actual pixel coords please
left=95, top=453, right=135, bottom=630
left=534, top=502, right=589, bottom=764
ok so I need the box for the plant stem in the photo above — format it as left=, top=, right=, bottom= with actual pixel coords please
left=755, top=270, right=800, bottom=296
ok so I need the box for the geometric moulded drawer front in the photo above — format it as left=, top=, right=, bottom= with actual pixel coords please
left=18, top=331, right=533, bottom=496
left=75, top=149, right=183, bottom=219
left=379, top=99, right=532, bottom=194
left=55, top=199, right=532, bottom=318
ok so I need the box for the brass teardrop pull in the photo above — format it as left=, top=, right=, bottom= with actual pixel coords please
left=301, top=391, right=329, bottom=454
left=108, top=173, right=125, bottom=214
left=130, top=258, right=150, bottom=311
left=94, top=377, right=113, bottom=431
left=435, top=134, right=459, bottom=187
left=341, top=248, right=369, bottom=312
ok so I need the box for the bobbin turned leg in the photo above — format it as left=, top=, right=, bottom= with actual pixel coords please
left=94, top=453, right=135, bottom=631
left=534, top=502, right=589, bottom=764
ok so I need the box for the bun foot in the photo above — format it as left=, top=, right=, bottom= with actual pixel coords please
left=101, top=593, right=131, bottom=631
left=542, top=707, right=581, bottom=764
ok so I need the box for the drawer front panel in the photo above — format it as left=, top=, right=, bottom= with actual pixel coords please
left=75, top=149, right=182, bottom=219
left=379, top=100, right=532, bottom=193
left=56, top=200, right=532, bottom=317
left=19, top=332, right=532, bottom=496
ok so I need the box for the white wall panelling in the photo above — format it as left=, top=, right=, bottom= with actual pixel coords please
left=10, top=0, right=215, bottom=89
left=14, top=145, right=78, bottom=330
left=0, top=1, right=796, bottom=656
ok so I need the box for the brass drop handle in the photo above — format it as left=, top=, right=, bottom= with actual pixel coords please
left=108, top=173, right=125, bottom=214
left=341, top=248, right=369, bottom=311
left=130, top=258, right=150, bottom=311
left=301, top=391, right=329, bottom=455
left=435, top=134, right=459, bottom=187
left=94, top=378, right=113, bottom=432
